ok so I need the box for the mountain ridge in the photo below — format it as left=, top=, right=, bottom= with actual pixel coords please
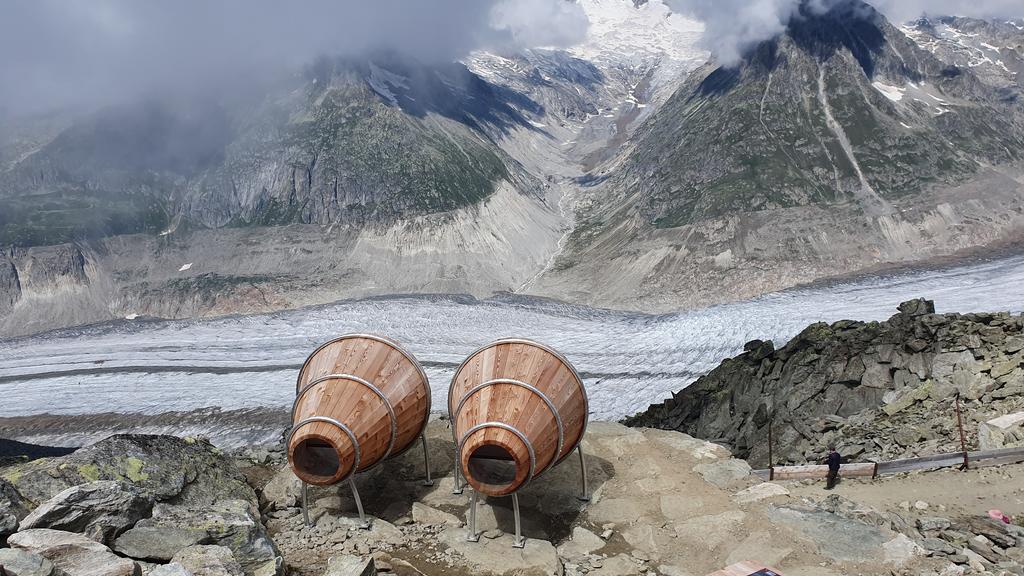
left=2, top=0, right=1024, bottom=337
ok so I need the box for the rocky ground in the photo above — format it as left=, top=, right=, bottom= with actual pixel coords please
left=626, top=299, right=1024, bottom=467
left=4, top=418, right=1023, bottom=576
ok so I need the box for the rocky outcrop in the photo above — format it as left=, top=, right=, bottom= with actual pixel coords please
left=625, top=299, right=1024, bottom=465
left=0, top=548, right=57, bottom=576
left=170, top=545, right=246, bottom=576
left=1, top=435, right=256, bottom=509
left=0, top=435, right=279, bottom=576
left=114, top=500, right=279, bottom=570
left=2, top=420, right=1014, bottom=575
left=18, top=481, right=154, bottom=545
left=8, top=528, right=140, bottom=576
left=1, top=477, right=28, bottom=539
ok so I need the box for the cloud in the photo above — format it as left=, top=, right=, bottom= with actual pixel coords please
left=0, top=0, right=587, bottom=116
left=667, top=0, right=1023, bottom=67
left=871, top=0, right=1024, bottom=23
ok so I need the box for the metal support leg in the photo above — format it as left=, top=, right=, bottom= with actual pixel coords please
left=467, top=490, right=480, bottom=542
left=348, top=477, right=371, bottom=529
left=420, top=434, right=434, bottom=486
left=576, top=445, right=590, bottom=502
left=512, top=492, right=525, bottom=548
left=301, top=482, right=310, bottom=526
left=452, top=462, right=464, bottom=494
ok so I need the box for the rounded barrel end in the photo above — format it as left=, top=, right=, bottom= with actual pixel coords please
left=459, top=427, right=532, bottom=497
left=288, top=424, right=357, bottom=486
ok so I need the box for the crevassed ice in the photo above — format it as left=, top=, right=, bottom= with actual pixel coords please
left=1, top=254, right=1023, bottom=428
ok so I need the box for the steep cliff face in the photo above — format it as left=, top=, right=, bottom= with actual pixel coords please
left=625, top=299, right=1024, bottom=467
left=0, top=55, right=535, bottom=247
left=0, top=249, right=20, bottom=317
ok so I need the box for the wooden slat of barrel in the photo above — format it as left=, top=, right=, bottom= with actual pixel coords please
left=298, top=335, right=429, bottom=455
left=290, top=334, right=430, bottom=486
left=450, top=339, right=587, bottom=496
left=456, top=382, right=560, bottom=495
left=450, top=341, right=586, bottom=460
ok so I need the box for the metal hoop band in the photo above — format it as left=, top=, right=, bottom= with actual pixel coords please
left=295, top=333, right=431, bottom=460
left=458, top=421, right=537, bottom=491
left=287, top=416, right=361, bottom=483
left=452, top=378, right=564, bottom=471
left=447, top=337, right=588, bottom=467
left=292, top=373, right=398, bottom=466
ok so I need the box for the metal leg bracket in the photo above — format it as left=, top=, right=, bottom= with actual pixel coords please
left=576, top=445, right=590, bottom=502
left=466, top=489, right=481, bottom=542
left=420, top=434, right=434, bottom=486
left=349, top=477, right=371, bottom=530
left=511, top=492, right=525, bottom=548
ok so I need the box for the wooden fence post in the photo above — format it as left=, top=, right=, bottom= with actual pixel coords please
left=768, top=416, right=774, bottom=481
left=955, top=393, right=969, bottom=471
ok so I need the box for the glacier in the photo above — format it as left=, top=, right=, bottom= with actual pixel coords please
left=1, top=253, right=1023, bottom=448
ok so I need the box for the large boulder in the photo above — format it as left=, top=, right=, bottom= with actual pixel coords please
left=8, top=528, right=140, bottom=576
left=1, top=435, right=256, bottom=510
left=18, top=481, right=154, bottom=544
left=1, top=477, right=29, bottom=538
left=171, top=545, right=244, bottom=576
left=114, top=500, right=278, bottom=571
left=257, top=467, right=301, bottom=512
left=0, top=548, right=57, bottom=576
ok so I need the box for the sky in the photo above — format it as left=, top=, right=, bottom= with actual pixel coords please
left=667, top=0, right=1024, bottom=66
left=1, top=0, right=1021, bottom=116
left=0, top=0, right=588, bottom=116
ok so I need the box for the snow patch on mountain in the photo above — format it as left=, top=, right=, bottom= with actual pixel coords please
left=570, top=0, right=707, bottom=88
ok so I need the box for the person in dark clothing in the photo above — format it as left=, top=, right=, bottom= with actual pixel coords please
left=825, top=445, right=841, bottom=489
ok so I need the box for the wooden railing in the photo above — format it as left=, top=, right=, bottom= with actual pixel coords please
left=753, top=446, right=1024, bottom=481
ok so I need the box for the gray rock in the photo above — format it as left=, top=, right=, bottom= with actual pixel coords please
left=410, top=503, right=461, bottom=527
left=116, top=500, right=277, bottom=571
left=3, top=435, right=256, bottom=510
left=1, top=478, right=29, bottom=538
left=0, top=548, right=57, bottom=576
left=860, top=359, right=893, bottom=389
left=556, top=526, right=606, bottom=559
left=8, top=528, right=140, bottom=576
left=19, top=481, right=154, bottom=544
left=258, top=467, right=301, bottom=512
left=148, top=565, right=191, bottom=576
left=769, top=507, right=888, bottom=563
left=922, top=537, right=956, bottom=555
left=172, top=545, right=244, bottom=576
left=692, top=459, right=752, bottom=489
left=113, top=526, right=211, bottom=561
left=917, top=517, right=952, bottom=532
left=899, top=299, right=935, bottom=316
left=439, top=528, right=561, bottom=575
left=325, top=556, right=376, bottom=576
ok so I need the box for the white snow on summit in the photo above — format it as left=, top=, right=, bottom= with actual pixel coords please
left=570, top=0, right=707, bottom=83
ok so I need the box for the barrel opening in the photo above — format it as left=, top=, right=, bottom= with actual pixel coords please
left=293, top=439, right=342, bottom=482
left=467, top=445, right=517, bottom=488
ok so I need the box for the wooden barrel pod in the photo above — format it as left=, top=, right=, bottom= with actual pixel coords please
left=289, top=334, right=430, bottom=486
left=449, top=338, right=588, bottom=497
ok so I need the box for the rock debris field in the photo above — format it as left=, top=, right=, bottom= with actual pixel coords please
left=3, top=420, right=1023, bottom=576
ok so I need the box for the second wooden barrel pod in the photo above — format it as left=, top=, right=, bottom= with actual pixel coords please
left=449, top=338, right=589, bottom=547
left=289, top=334, right=433, bottom=527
